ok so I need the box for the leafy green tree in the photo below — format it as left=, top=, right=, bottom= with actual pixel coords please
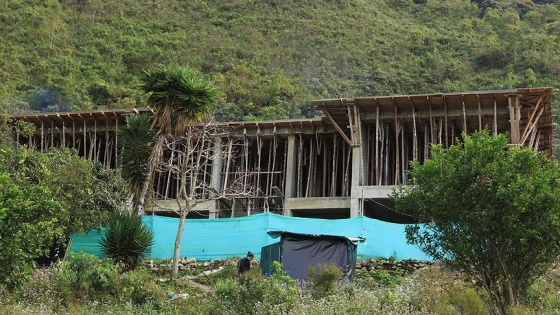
left=392, top=130, right=560, bottom=314
left=0, top=145, right=127, bottom=240
left=0, top=172, right=64, bottom=288
left=99, top=211, right=154, bottom=271
left=117, top=113, right=155, bottom=210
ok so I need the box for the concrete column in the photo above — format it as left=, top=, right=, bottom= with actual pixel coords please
left=283, top=135, right=297, bottom=216
left=210, top=138, right=223, bottom=219
left=350, top=144, right=363, bottom=218
left=350, top=123, right=367, bottom=218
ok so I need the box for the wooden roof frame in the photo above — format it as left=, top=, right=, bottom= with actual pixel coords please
left=313, top=87, right=557, bottom=155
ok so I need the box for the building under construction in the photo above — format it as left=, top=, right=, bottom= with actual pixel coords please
left=11, top=88, right=556, bottom=222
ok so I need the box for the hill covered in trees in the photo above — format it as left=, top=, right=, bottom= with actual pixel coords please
left=1, top=0, right=559, bottom=120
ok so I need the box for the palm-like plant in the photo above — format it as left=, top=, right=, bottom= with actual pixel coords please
left=134, top=65, right=218, bottom=279
left=140, top=64, right=218, bottom=136
left=135, top=64, right=218, bottom=214
left=99, top=210, right=154, bottom=271
left=117, top=113, right=155, bottom=210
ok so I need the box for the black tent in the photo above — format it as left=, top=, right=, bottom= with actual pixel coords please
left=260, top=232, right=363, bottom=281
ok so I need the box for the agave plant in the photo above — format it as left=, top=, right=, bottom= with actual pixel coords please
left=99, top=211, right=154, bottom=271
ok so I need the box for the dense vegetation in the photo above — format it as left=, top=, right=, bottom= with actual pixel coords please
left=1, top=0, right=559, bottom=120
left=0, top=144, right=127, bottom=288
left=2, top=254, right=560, bottom=314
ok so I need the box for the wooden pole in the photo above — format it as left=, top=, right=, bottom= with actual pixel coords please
left=375, top=105, right=380, bottom=185
left=520, top=95, right=544, bottom=145
left=384, top=125, right=390, bottom=185
left=115, top=117, right=118, bottom=166
left=305, top=139, right=314, bottom=197
left=401, top=122, right=405, bottom=183
left=72, top=120, right=76, bottom=149
left=331, top=135, right=337, bottom=196
left=394, top=101, right=400, bottom=185
left=83, top=119, right=87, bottom=159
left=94, top=120, right=97, bottom=162
left=256, top=134, right=262, bottom=195
left=62, top=121, right=66, bottom=147
left=424, top=122, right=429, bottom=162
left=477, top=94, right=482, bottom=132
left=41, top=121, right=44, bottom=152
left=429, top=103, right=435, bottom=143
left=444, top=98, right=449, bottom=148
left=412, top=102, right=418, bottom=162
left=493, top=100, right=498, bottom=135
left=105, top=119, right=109, bottom=167
left=297, top=134, right=303, bottom=197
left=462, top=95, right=467, bottom=133
left=378, top=122, right=384, bottom=185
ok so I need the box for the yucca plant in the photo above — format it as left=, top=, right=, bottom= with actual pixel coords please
left=99, top=211, right=154, bottom=271
left=140, top=64, right=218, bottom=136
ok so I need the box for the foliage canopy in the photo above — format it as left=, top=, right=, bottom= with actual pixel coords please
left=0, top=172, right=63, bottom=288
left=140, top=65, right=218, bottom=135
left=392, top=130, right=560, bottom=313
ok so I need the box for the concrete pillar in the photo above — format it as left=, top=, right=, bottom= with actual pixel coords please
left=283, top=135, right=297, bottom=216
left=209, top=138, right=223, bottom=219
left=350, top=145, right=362, bottom=218
left=350, top=122, right=367, bottom=218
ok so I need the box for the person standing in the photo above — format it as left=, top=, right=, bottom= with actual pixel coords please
left=238, top=251, right=254, bottom=274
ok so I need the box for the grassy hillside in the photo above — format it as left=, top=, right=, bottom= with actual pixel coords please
left=1, top=0, right=559, bottom=120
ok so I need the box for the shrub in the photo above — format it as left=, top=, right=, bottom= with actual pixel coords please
left=198, top=261, right=239, bottom=286
left=409, top=267, right=486, bottom=315
left=99, top=211, right=154, bottom=271
left=307, top=263, right=343, bottom=297
left=0, top=284, right=14, bottom=306
left=371, top=269, right=403, bottom=288
left=120, top=269, right=165, bottom=306
left=63, top=252, right=121, bottom=298
left=18, top=268, right=72, bottom=312
left=211, top=261, right=298, bottom=314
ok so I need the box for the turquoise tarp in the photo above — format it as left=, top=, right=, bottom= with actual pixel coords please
left=69, top=213, right=430, bottom=261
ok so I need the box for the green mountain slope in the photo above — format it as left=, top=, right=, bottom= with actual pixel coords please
left=1, top=0, right=559, bottom=120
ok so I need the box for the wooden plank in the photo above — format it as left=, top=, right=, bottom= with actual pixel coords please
left=321, top=106, right=352, bottom=146
left=520, top=95, right=544, bottom=145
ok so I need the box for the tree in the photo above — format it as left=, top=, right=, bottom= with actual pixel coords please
left=0, top=145, right=127, bottom=238
left=156, top=122, right=252, bottom=279
left=117, top=113, right=156, bottom=211
left=137, top=64, right=222, bottom=280
left=0, top=172, right=64, bottom=288
left=392, top=130, right=560, bottom=314
left=137, top=64, right=218, bottom=214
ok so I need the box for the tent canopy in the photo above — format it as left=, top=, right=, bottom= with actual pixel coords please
left=261, top=232, right=361, bottom=280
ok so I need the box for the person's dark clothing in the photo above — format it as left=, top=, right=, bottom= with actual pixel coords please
left=238, top=257, right=251, bottom=274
